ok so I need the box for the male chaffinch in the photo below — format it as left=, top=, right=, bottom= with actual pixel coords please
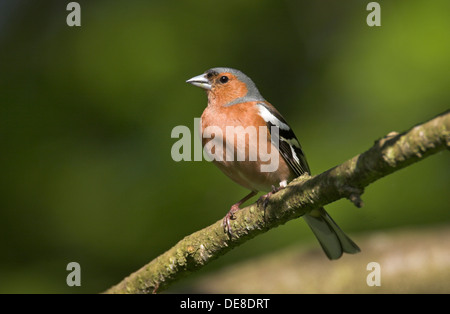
left=186, top=67, right=360, bottom=260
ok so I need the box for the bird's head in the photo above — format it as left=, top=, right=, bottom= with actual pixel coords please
left=186, top=67, right=265, bottom=107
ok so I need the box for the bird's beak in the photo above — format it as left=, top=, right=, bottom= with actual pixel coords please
left=186, top=73, right=212, bottom=90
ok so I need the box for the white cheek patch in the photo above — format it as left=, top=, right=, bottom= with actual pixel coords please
left=257, top=104, right=290, bottom=131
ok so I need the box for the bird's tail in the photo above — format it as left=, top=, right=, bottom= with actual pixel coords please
left=303, top=207, right=360, bottom=260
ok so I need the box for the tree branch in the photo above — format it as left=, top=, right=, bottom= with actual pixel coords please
left=105, top=110, right=449, bottom=294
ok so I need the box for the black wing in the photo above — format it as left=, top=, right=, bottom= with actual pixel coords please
left=258, top=102, right=310, bottom=177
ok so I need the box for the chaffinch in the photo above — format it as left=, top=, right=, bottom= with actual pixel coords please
left=186, top=67, right=360, bottom=260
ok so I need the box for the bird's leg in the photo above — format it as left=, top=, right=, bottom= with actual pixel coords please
left=223, top=190, right=257, bottom=236
left=258, top=181, right=288, bottom=208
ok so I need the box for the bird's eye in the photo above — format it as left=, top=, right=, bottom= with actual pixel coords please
left=219, top=76, right=229, bottom=84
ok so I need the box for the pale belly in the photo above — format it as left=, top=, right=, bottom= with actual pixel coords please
left=209, top=145, right=295, bottom=192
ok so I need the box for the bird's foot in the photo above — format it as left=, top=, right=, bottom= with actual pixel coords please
left=257, top=185, right=285, bottom=208
left=222, top=203, right=241, bottom=237
left=222, top=191, right=258, bottom=237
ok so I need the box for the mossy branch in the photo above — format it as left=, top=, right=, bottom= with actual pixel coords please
left=105, top=110, right=449, bottom=294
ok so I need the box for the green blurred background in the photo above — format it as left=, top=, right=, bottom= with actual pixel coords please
left=0, top=0, right=448, bottom=293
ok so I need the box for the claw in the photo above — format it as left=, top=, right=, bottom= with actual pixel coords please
left=222, top=204, right=240, bottom=236
left=257, top=193, right=271, bottom=208
left=258, top=185, right=286, bottom=209
left=222, top=191, right=257, bottom=237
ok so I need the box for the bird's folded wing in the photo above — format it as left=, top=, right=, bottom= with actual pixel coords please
left=257, top=102, right=310, bottom=177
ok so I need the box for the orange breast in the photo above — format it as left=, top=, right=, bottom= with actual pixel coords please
left=201, top=102, right=295, bottom=192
